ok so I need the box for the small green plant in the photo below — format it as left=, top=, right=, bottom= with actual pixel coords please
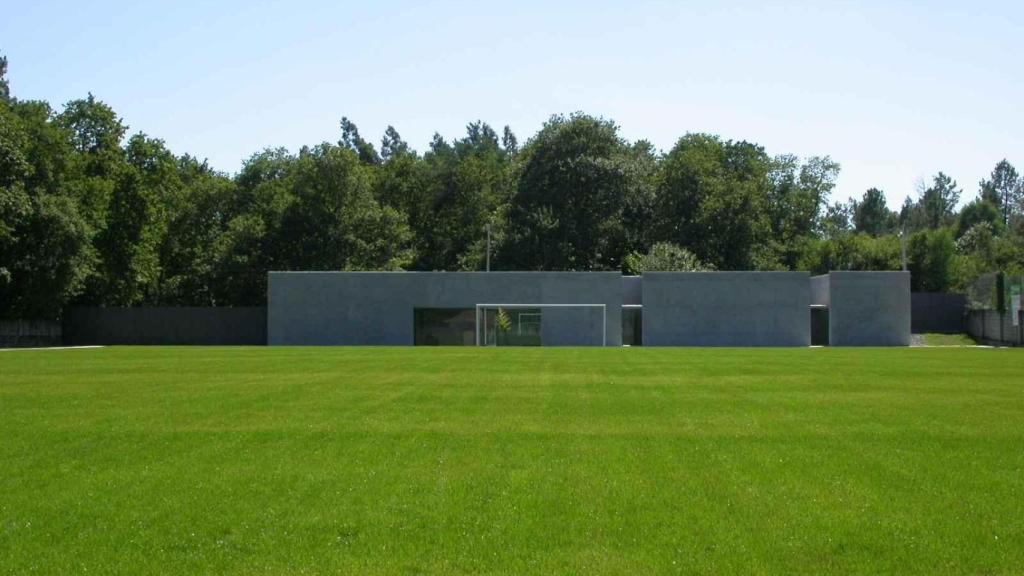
left=495, top=308, right=512, bottom=333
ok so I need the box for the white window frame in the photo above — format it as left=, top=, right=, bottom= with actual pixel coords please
left=474, top=303, right=607, bottom=347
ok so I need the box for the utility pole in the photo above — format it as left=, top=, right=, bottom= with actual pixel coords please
left=900, top=224, right=907, bottom=271
left=485, top=223, right=491, bottom=272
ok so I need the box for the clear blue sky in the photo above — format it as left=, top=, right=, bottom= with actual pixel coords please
left=3, top=0, right=1021, bottom=208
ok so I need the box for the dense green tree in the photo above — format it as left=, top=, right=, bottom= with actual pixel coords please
left=91, top=164, right=163, bottom=305
left=212, top=149, right=294, bottom=305
left=48, top=96, right=125, bottom=247
left=768, top=156, right=838, bottom=238
left=457, top=122, right=501, bottom=157
left=0, top=55, right=10, bottom=104
left=956, top=199, right=1001, bottom=238
left=339, top=117, right=381, bottom=166
left=8, top=101, right=76, bottom=197
left=0, top=98, right=30, bottom=224
left=655, top=134, right=772, bottom=269
left=852, top=188, right=897, bottom=236
left=907, top=227, right=955, bottom=291
left=764, top=154, right=839, bottom=267
left=56, top=94, right=126, bottom=178
left=1, top=194, right=94, bottom=317
left=154, top=157, right=235, bottom=305
left=620, top=140, right=660, bottom=256
left=910, top=172, right=961, bottom=230
left=953, top=223, right=997, bottom=287
left=376, top=122, right=516, bottom=272
left=212, top=143, right=416, bottom=304
left=821, top=201, right=853, bottom=238
left=6, top=52, right=1024, bottom=316
left=223, top=149, right=293, bottom=302
left=500, top=114, right=635, bottom=270
left=799, top=233, right=901, bottom=275
left=376, top=141, right=429, bottom=222
left=622, top=242, right=713, bottom=274
left=278, top=143, right=412, bottom=271
left=421, top=122, right=512, bottom=270
left=952, top=222, right=1024, bottom=290
left=380, top=125, right=410, bottom=160
left=0, top=102, right=32, bottom=302
left=501, top=126, right=518, bottom=156
left=0, top=99, right=96, bottom=318
left=979, top=160, right=1021, bottom=226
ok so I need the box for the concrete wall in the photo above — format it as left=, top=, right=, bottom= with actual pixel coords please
left=827, top=272, right=910, bottom=346
left=641, top=272, right=811, bottom=347
left=541, top=306, right=606, bottom=346
left=621, top=276, right=642, bottom=305
left=911, top=293, right=966, bottom=333
left=268, top=272, right=622, bottom=346
left=64, top=307, right=267, bottom=345
left=810, top=275, right=830, bottom=307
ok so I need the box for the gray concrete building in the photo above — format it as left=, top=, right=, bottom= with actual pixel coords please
left=810, top=271, right=911, bottom=346
left=642, top=272, right=811, bottom=346
left=267, top=270, right=910, bottom=347
left=268, top=272, right=622, bottom=346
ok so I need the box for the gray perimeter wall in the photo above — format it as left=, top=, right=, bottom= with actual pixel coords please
left=64, top=307, right=267, bottom=345
left=967, top=309, right=1023, bottom=345
left=911, top=293, right=966, bottom=333
left=641, top=272, right=810, bottom=346
left=827, top=272, right=910, bottom=346
left=268, top=272, right=622, bottom=346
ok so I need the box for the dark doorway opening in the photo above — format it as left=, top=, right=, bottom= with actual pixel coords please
left=622, top=306, right=642, bottom=346
left=811, top=306, right=829, bottom=346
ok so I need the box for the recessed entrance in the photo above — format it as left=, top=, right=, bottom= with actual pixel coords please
left=622, top=305, right=642, bottom=346
left=810, top=305, right=829, bottom=346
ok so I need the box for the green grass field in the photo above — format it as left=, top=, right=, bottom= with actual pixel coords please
left=2, top=347, right=1023, bottom=575
left=920, top=333, right=979, bottom=347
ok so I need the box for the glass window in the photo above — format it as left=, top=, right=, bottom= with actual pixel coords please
left=414, top=308, right=476, bottom=346
left=480, top=307, right=542, bottom=346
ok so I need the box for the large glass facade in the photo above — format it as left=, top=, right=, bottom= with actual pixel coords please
left=413, top=308, right=476, bottom=346
left=479, top=307, right=542, bottom=346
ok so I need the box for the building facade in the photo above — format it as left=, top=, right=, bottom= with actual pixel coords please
left=268, top=271, right=911, bottom=347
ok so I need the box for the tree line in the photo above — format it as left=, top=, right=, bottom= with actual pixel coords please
left=2, top=56, right=1023, bottom=319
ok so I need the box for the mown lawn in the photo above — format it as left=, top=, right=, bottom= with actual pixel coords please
left=920, top=333, right=979, bottom=347
left=1, top=346, right=1022, bottom=575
